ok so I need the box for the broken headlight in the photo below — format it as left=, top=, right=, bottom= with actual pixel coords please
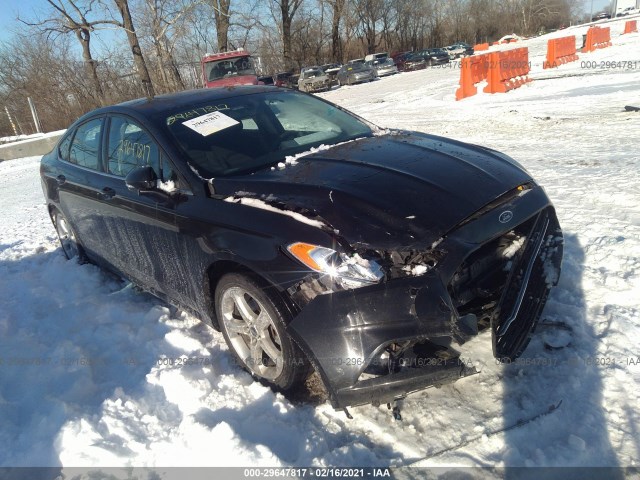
left=287, top=242, right=384, bottom=289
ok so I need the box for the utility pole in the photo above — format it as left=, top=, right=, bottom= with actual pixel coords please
left=27, top=97, right=43, bottom=134
left=4, top=107, right=18, bottom=137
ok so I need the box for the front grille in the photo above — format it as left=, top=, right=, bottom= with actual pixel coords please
left=448, top=207, right=562, bottom=359
left=449, top=214, right=537, bottom=330
left=492, top=208, right=562, bottom=360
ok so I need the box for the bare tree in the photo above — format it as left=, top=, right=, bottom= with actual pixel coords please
left=18, top=0, right=122, bottom=107
left=210, top=0, right=231, bottom=50
left=516, top=0, right=575, bottom=34
left=289, top=1, right=330, bottom=68
left=138, top=0, right=191, bottom=92
left=112, top=0, right=155, bottom=97
left=0, top=33, right=104, bottom=133
left=270, top=0, right=304, bottom=69
left=173, top=3, right=218, bottom=61
left=327, top=0, right=345, bottom=61
left=353, top=0, right=385, bottom=54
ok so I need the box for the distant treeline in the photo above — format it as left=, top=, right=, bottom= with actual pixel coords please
left=0, top=0, right=582, bottom=136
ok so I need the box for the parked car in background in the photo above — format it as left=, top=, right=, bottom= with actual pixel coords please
left=417, top=48, right=450, bottom=66
left=273, top=72, right=297, bottom=89
left=321, top=63, right=342, bottom=84
left=443, top=45, right=464, bottom=59
left=592, top=11, right=611, bottom=20
left=347, top=58, right=365, bottom=65
left=393, top=52, right=427, bottom=72
left=298, top=67, right=331, bottom=93
left=454, top=42, right=474, bottom=56
left=364, top=52, right=388, bottom=62
left=258, top=75, right=274, bottom=85
left=616, top=6, right=640, bottom=16
left=41, top=86, right=563, bottom=409
left=365, top=57, right=398, bottom=77
left=444, top=43, right=474, bottom=59
left=336, top=62, right=376, bottom=85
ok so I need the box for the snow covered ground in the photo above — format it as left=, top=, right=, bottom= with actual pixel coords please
left=1, top=18, right=639, bottom=478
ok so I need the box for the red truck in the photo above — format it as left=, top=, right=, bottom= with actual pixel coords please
left=201, top=49, right=260, bottom=88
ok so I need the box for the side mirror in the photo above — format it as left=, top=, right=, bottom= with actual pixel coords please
left=125, top=166, right=157, bottom=193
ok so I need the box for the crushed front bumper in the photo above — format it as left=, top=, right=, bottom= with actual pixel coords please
left=303, top=81, right=330, bottom=92
left=286, top=185, right=563, bottom=409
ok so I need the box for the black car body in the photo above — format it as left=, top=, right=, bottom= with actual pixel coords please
left=273, top=72, right=297, bottom=89
left=592, top=11, right=611, bottom=20
left=40, top=87, right=563, bottom=409
left=417, top=48, right=450, bottom=66
left=258, top=75, right=274, bottom=85
left=393, top=52, right=428, bottom=72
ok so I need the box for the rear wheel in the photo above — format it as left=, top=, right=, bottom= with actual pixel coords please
left=53, top=209, right=85, bottom=262
left=215, top=273, right=309, bottom=390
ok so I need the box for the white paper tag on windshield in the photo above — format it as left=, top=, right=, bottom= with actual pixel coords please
left=183, top=111, right=239, bottom=136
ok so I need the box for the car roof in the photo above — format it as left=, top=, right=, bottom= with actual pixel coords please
left=86, top=86, right=283, bottom=119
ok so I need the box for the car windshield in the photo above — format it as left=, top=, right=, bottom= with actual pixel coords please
left=204, top=56, right=256, bottom=82
left=372, top=59, right=394, bottom=67
left=163, top=90, right=373, bottom=178
left=302, top=69, right=323, bottom=79
left=348, top=63, right=367, bottom=71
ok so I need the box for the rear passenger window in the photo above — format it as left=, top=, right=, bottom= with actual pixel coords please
left=58, top=133, right=72, bottom=161
left=69, top=119, right=103, bottom=170
left=107, top=116, right=160, bottom=177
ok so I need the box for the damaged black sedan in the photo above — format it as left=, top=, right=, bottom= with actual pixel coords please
left=40, top=86, right=563, bottom=410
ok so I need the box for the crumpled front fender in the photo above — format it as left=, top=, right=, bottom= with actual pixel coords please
left=286, top=272, right=457, bottom=406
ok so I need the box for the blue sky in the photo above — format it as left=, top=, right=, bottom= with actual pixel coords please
left=1, top=0, right=47, bottom=41
left=0, top=0, right=127, bottom=53
left=0, top=0, right=613, bottom=45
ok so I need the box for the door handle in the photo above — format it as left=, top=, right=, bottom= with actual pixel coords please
left=100, top=187, right=116, bottom=200
left=56, top=175, right=66, bottom=186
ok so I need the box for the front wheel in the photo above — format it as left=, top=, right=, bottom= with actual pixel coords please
left=215, top=273, right=310, bottom=390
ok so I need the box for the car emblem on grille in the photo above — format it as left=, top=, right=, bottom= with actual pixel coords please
left=499, top=210, right=514, bottom=223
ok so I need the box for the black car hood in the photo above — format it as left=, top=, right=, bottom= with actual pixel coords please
left=213, top=132, right=531, bottom=249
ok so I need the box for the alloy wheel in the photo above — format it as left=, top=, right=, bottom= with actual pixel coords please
left=55, top=212, right=79, bottom=259
left=220, top=286, right=284, bottom=380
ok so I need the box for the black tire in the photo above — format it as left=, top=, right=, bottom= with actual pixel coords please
left=52, top=208, right=86, bottom=263
left=215, top=273, right=310, bottom=390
